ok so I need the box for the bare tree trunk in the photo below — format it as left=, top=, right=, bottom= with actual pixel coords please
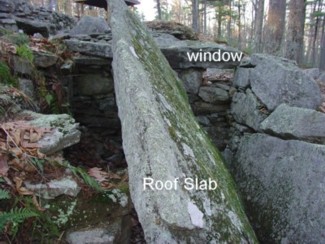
left=156, top=0, right=162, bottom=20
left=217, top=4, right=222, bottom=38
left=227, top=1, right=232, bottom=44
left=320, top=17, right=325, bottom=70
left=237, top=3, right=242, bottom=49
left=254, top=0, right=265, bottom=52
left=203, top=0, right=207, bottom=34
left=192, top=0, right=199, bottom=32
left=264, top=0, right=286, bottom=55
left=285, top=0, right=306, bottom=65
left=311, top=0, right=321, bottom=66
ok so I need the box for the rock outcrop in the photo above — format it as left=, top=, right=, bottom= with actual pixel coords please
left=228, top=54, right=325, bottom=243
left=232, top=133, right=325, bottom=243
left=240, top=54, right=322, bottom=111
left=107, top=0, right=257, bottom=243
left=0, top=0, right=75, bottom=36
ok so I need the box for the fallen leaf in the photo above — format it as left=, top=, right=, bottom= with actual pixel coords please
left=88, top=167, right=108, bottom=183
left=0, top=153, right=9, bottom=176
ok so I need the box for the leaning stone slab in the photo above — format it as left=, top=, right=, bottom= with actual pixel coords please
left=261, top=103, right=325, bottom=143
left=108, top=0, right=257, bottom=243
left=233, top=133, right=325, bottom=243
left=22, top=111, right=81, bottom=155
left=249, top=54, right=322, bottom=111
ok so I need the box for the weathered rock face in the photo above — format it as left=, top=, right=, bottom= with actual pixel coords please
left=23, top=111, right=81, bottom=155
left=246, top=54, right=322, bottom=111
left=159, top=40, right=244, bottom=69
left=0, top=0, right=75, bottom=36
left=232, top=133, right=325, bottom=243
left=260, top=103, right=325, bottom=143
left=69, top=16, right=110, bottom=36
left=108, top=0, right=257, bottom=242
left=231, top=89, right=267, bottom=131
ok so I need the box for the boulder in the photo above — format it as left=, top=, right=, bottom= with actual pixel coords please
left=178, top=69, right=202, bottom=94
left=248, top=54, right=322, bottom=111
left=18, top=78, right=35, bottom=99
left=0, top=0, right=15, bottom=13
left=11, top=55, right=33, bottom=76
left=303, top=68, right=320, bottom=80
left=231, top=89, right=267, bottom=131
left=203, top=68, right=234, bottom=82
left=108, top=0, right=257, bottom=242
left=15, top=17, right=50, bottom=37
left=152, top=32, right=180, bottom=47
left=25, top=177, right=81, bottom=199
left=199, top=85, right=230, bottom=104
left=22, top=111, right=81, bottom=155
left=69, top=16, right=110, bottom=36
left=233, top=67, right=251, bottom=88
left=64, top=39, right=113, bottom=58
left=159, top=40, right=244, bottom=69
left=260, top=103, right=325, bottom=143
left=232, top=133, right=325, bottom=243
left=33, top=51, right=58, bottom=68
left=146, top=21, right=198, bottom=40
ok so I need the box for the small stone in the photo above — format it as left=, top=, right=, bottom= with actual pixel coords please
left=199, top=86, right=230, bottom=104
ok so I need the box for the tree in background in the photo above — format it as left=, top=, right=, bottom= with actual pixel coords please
left=156, top=0, right=162, bottom=20
left=320, top=16, right=325, bottom=70
left=264, top=0, right=286, bottom=55
left=285, top=0, right=306, bottom=65
left=252, top=0, right=264, bottom=52
left=192, top=0, right=199, bottom=32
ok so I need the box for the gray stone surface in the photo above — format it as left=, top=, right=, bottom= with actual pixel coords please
left=64, top=39, right=113, bottom=58
left=18, top=78, right=34, bottom=99
left=249, top=54, right=322, bottom=111
left=75, top=74, right=114, bottom=96
left=303, top=68, right=320, bottom=80
left=261, top=103, right=325, bottom=143
left=160, top=40, right=244, bottom=69
left=15, top=17, right=51, bottom=37
left=199, top=85, right=230, bottom=104
left=233, top=67, right=251, bottom=88
left=192, top=101, right=229, bottom=115
left=69, top=16, right=110, bottom=36
left=231, top=89, right=267, bottom=131
left=67, top=228, right=115, bottom=244
left=108, top=0, right=257, bottom=242
left=25, top=177, right=80, bottom=199
left=0, top=0, right=15, bottom=13
left=152, top=32, right=180, bottom=47
left=233, top=133, right=325, bottom=243
left=23, top=111, right=81, bottom=155
left=178, top=69, right=202, bottom=94
left=12, top=55, right=33, bottom=76
left=33, top=51, right=58, bottom=68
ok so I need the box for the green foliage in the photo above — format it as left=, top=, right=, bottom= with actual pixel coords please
left=311, top=11, right=325, bottom=18
left=3, top=33, right=29, bottom=46
left=29, top=158, right=45, bottom=173
left=16, top=44, right=34, bottom=63
left=0, top=208, right=38, bottom=235
left=60, top=161, right=102, bottom=192
left=0, top=61, right=16, bottom=86
left=0, top=189, right=10, bottom=200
